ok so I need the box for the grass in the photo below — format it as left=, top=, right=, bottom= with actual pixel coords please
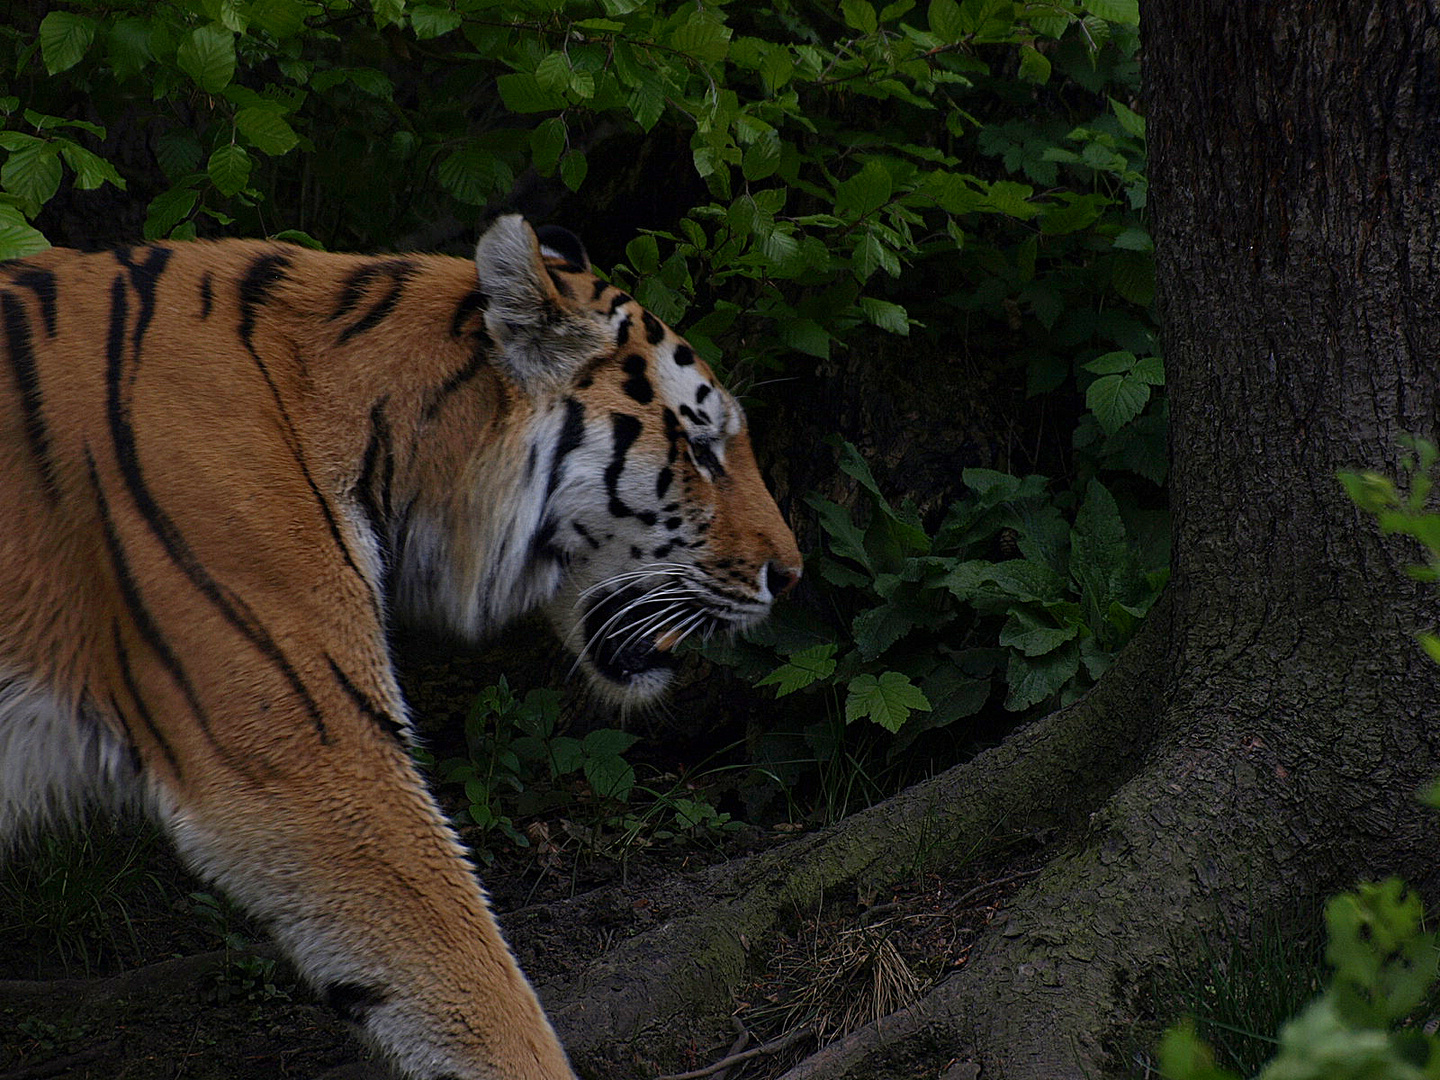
left=1119, top=908, right=1327, bottom=1079
left=0, top=815, right=174, bottom=977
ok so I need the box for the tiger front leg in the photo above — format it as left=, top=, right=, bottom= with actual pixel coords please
left=151, top=714, right=575, bottom=1080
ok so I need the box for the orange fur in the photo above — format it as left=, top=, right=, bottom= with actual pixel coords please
left=0, top=218, right=800, bottom=1079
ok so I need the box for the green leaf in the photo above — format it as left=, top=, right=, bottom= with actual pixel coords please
left=1, top=145, right=62, bottom=209
left=560, top=149, right=588, bottom=192
left=757, top=644, right=837, bottom=696
left=249, top=0, right=314, bottom=38
left=1085, top=0, right=1139, bottom=25
left=40, top=12, right=98, bottom=75
left=778, top=317, right=831, bottom=359
left=207, top=144, right=252, bottom=196
left=177, top=24, right=236, bottom=94
left=437, top=147, right=495, bottom=205
left=156, top=129, right=203, bottom=179
left=627, top=72, right=666, bottom=132
left=928, top=0, right=965, bottom=42
left=410, top=6, right=462, bottom=38
left=742, top=130, right=782, bottom=181
left=581, top=727, right=640, bottom=759
left=236, top=106, right=299, bottom=155
left=670, top=11, right=731, bottom=64
left=846, top=671, right=931, bottom=732
left=1112, top=226, right=1153, bottom=251
left=1084, top=350, right=1137, bottom=375
left=835, top=160, right=893, bottom=217
left=1018, top=44, right=1051, bottom=84
left=496, top=73, right=564, bottom=114
left=1003, top=641, right=1079, bottom=710
left=0, top=215, right=50, bottom=260
left=530, top=116, right=567, bottom=176
left=859, top=296, right=910, bottom=335
left=852, top=604, right=917, bottom=661
left=841, top=0, right=879, bottom=33
left=105, top=17, right=154, bottom=80
left=58, top=143, right=126, bottom=191
left=1086, top=372, right=1150, bottom=434
left=1112, top=249, right=1155, bottom=304
left=1000, top=608, right=1080, bottom=657
left=1110, top=96, right=1146, bottom=138
left=143, top=185, right=200, bottom=239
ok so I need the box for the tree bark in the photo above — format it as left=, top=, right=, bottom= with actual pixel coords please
left=538, top=4, right=1440, bottom=1078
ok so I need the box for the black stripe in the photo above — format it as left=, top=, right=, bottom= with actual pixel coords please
left=111, top=621, right=183, bottom=778
left=356, top=400, right=394, bottom=567
left=236, top=252, right=380, bottom=620
left=12, top=268, right=57, bottom=336
left=607, top=292, right=632, bottom=314
left=547, top=398, right=586, bottom=501
left=1, top=290, right=60, bottom=501
left=449, top=288, right=487, bottom=339
left=115, top=246, right=172, bottom=361
left=198, top=272, right=214, bottom=319
left=545, top=267, right=574, bottom=299
left=104, top=693, right=147, bottom=775
left=88, top=446, right=227, bottom=763
left=337, top=261, right=416, bottom=344
left=326, top=657, right=407, bottom=741
left=641, top=310, right=664, bottom=344
left=604, top=413, right=656, bottom=524
left=331, top=262, right=384, bottom=321
left=106, top=270, right=331, bottom=744
left=422, top=351, right=487, bottom=422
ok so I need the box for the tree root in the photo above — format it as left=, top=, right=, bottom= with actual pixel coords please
left=541, top=600, right=1172, bottom=1076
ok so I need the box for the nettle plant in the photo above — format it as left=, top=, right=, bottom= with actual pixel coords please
left=744, top=440, right=1166, bottom=739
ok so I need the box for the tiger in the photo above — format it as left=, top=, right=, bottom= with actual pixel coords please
left=0, top=214, right=801, bottom=1079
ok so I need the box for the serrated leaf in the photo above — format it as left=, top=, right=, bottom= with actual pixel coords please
left=177, top=24, right=236, bottom=94
left=1084, top=350, right=1137, bottom=376
left=1003, top=642, right=1079, bottom=710
left=40, top=12, right=97, bottom=75
left=207, top=144, right=251, bottom=196
left=845, top=671, right=931, bottom=732
left=1132, top=355, right=1164, bottom=385
left=1112, top=226, right=1153, bottom=251
left=757, top=644, right=837, bottom=696
left=1110, top=96, right=1146, bottom=138
left=1000, top=609, right=1079, bottom=657
left=236, top=106, right=299, bottom=155
left=627, top=72, right=666, bottom=131
left=742, top=130, right=781, bottom=181
left=806, top=495, right=872, bottom=573
left=1086, top=372, right=1150, bottom=434
left=534, top=52, right=571, bottom=96
left=581, top=727, right=640, bottom=759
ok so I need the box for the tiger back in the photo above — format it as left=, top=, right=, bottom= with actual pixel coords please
left=0, top=216, right=801, bottom=1079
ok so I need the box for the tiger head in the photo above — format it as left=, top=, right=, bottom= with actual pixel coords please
left=400, top=216, right=801, bottom=705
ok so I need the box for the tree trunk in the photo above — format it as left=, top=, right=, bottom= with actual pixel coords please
left=537, top=4, right=1440, bottom=1078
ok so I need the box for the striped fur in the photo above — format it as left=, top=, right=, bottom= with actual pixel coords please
left=0, top=216, right=800, bottom=1079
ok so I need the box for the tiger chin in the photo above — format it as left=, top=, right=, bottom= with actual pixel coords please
left=0, top=215, right=800, bottom=1079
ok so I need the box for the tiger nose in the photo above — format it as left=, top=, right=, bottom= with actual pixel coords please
left=764, top=560, right=802, bottom=597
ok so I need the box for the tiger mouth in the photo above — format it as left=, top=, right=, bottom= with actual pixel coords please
left=580, top=582, right=715, bottom=687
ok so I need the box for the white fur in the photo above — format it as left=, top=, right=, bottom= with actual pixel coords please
left=0, top=671, right=142, bottom=842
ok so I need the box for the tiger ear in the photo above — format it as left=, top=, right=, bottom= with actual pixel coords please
left=473, top=215, right=605, bottom=396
